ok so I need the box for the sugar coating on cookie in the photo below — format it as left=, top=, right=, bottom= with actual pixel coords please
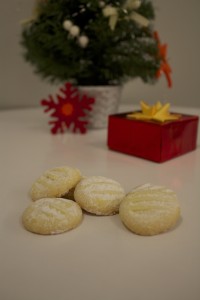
left=30, top=166, right=81, bottom=201
left=74, top=176, right=125, bottom=215
left=22, top=198, right=83, bottom=235
left=119, top=183, right=181, bottom=236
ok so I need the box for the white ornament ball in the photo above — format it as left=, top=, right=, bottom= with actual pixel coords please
left=69, top=25, right=80, bottom=37
left=78, top=35, right=89, bottom=48
left=63, top=20, right=73, bottom=31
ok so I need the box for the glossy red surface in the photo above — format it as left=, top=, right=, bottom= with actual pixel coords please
left=107, top=112, right=199, bottom=163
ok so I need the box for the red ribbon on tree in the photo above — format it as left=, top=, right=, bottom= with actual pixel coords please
left=154, top=31, right=172, bottom=88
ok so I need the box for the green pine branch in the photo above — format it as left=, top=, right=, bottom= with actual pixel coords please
left=21, top=0, right=162, bottom=86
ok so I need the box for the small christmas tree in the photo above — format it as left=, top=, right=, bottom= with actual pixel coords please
left=21, top=0, right=171, bottom=86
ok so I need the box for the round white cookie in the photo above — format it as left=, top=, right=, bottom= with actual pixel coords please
left=22, top=198, right=83, bottom=235
left=119, top=184, right=181, bottom=236
left=30, top=166, right=81, bottom=201
left=74, top=176, right=125, bottom=215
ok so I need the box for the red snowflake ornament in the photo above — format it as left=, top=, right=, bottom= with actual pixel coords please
left=41, top=82, right=95, bottom=134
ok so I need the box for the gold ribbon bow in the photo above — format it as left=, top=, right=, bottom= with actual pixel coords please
left=127, top=101, right=181, bottom=123
left=102, top=0, right=150, bottom=31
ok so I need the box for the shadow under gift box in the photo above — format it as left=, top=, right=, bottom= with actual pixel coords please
left=107, top=112, right=199, bottom=163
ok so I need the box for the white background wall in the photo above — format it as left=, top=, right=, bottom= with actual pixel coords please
left=0, top=0, right=200, bottom=110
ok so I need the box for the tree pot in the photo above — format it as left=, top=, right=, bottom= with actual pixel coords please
left=79, top=85, right=121, bottom=129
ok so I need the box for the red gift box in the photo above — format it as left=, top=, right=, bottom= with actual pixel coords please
left=107, top=112, right=199, bottom=163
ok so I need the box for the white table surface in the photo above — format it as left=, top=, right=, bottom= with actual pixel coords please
left=0, top=105, right=200, bottom=300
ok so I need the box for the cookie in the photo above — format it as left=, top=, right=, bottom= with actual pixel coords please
left=30, top=166, right=81, bottom=201
left=22, top=198, right=83, bottom=235
left=119, top=184, right=181, bottom=236
left=74, top=176, right=125, bottom=215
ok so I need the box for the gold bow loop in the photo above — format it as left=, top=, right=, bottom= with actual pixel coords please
left=102, top=0, right=150, bottom=31
left=102, top=6, right=119, bottom=31
left=123, top=0, right=142, bottom=10
left=129, top=11, right=150, bottom=28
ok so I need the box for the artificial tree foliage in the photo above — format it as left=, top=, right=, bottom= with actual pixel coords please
left=21, top=0, right=168, bottom=86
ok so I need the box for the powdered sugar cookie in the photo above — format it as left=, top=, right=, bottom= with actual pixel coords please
left=30, top=166, right=81, bottom=201
left=119, top=184, right=181, bottom=236
left=74, top=176, right=125, bottom=215
left=22, top=198, right=83, bottom=235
